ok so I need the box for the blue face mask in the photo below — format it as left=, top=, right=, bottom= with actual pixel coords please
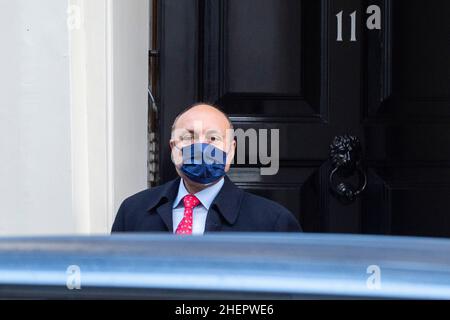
left=179, top=143, right=227, bottom=184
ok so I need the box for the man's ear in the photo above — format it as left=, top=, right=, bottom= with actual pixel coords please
left=227, top=139, right=236, bottom=164
left=230, top=139, right=236, bottom=157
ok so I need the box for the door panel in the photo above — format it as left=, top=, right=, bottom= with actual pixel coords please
left=226, top=0, right=302, bottom=95
left=201, top=0, right=327, bottom=120
left=363, top=0, right=450, bottom=237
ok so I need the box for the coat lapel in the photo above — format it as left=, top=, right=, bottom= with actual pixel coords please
left=147, top=177, right=181, bottom=232
left=204, top=206, right=223, bottom=232
left=156, top=201, right=175, bottom=232
left=204, top=176, right=244, bottom=232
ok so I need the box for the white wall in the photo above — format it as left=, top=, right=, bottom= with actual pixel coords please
left=0, top=0, right=149, bottom=236
left=0, top=0, right=74, bottom=235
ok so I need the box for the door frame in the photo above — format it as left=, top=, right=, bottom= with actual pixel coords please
left=69, top=0, right=149, bottom=234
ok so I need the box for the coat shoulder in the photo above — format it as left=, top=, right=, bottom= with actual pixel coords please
left=120, top=187, right=158, bottom=210
left=112, top=179, right=178, bottom=232
left=240, top=191, right=302, bottom=232
left=241, top=191, right=287, bottom=216
left=120, top=179, right=178, bottom=210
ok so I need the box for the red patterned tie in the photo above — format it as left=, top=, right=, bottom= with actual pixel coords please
left=175, top=194, right=201, bottom=235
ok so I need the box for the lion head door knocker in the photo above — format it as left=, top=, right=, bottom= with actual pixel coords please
left=329, top=135, right=367, bottom=204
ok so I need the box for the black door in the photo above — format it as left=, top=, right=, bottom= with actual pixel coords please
left=156, top=0, right=450, bottom=237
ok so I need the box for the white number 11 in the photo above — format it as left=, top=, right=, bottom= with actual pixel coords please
left=336, top=11, right=357, bottom=42
left=336, top=6, right=382, bottom=42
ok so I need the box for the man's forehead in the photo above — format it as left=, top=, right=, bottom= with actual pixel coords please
left=174, top=106, right=231, bottom=132
left=175, top=121, right=225, bottom=133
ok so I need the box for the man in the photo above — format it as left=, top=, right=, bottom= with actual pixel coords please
left=112, top=103, right=302, bottom=234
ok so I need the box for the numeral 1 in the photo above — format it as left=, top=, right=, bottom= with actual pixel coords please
left=336, top=11, right=357, bottom=42
left=336, top=11, right=343, bottom=41
left=350, top=11, right=357, bottom=41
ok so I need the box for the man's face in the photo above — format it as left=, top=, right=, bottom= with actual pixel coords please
left=170, top=105, right=236, bottom=182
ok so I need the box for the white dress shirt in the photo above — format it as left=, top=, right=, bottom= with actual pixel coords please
left=172, top=178, right=225, bottom=235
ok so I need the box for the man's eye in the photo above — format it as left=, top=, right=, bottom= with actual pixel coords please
left=209, top=136, right=222, bottom=142
left=181, top=135, right=194, bottom=141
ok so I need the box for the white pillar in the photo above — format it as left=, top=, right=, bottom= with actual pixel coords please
left=70, top=0, right=149, bottom=234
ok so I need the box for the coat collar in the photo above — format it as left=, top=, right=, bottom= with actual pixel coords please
left=210, top=175, right=243, bottom=225
left=146, top=175, right=243, bottom=232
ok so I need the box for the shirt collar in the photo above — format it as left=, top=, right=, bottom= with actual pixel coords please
left=172, top=178, right=225, bottom=210
left=146, top=176, right=242, bottom=228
